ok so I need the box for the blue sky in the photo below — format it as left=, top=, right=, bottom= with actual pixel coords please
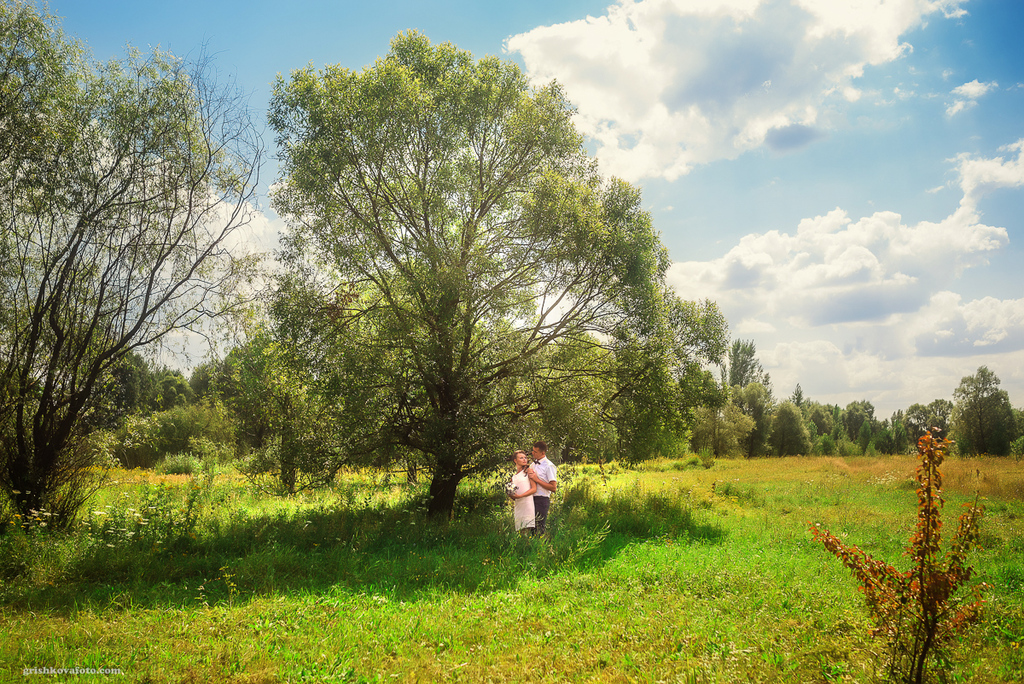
left=46, top=0, right=1024, bottom=416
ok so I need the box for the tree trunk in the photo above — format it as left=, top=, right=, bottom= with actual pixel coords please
left=426, top=467, right=463, bottom=518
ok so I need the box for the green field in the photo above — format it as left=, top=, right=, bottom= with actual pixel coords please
left=2, top=455, right=1022, bottom=683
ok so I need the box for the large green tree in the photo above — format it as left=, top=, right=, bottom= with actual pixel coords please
left=952, top=366, right=1014, bottom=456
left=0, top=3, right=262, bottom=525
left=269, top=32, right=726, bottom=516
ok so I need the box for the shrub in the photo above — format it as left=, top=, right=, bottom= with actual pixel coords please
left=814, top=433, right=837, bottom=456
left=699, top=448, right=715, bottom=469
left=116, top=402, right=236, bottom=468
left=810, top=429, right=986, bottom=683
left=836, top=437, right=861, bottom=457
left=156, top=453, right=202, bottom=475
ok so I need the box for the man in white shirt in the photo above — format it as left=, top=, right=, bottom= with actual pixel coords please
left=528, top=440, right=557, bottom=535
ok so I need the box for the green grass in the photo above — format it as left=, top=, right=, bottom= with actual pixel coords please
left=1, top=456, right=1022, bottom=682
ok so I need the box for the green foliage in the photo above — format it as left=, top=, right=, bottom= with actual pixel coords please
left=814, top=432, right=837, bottom=456
left=268, top=31, right=726, bottom=516
left=1012, top=436, right=1024, bottom=460
left=699, top=448, right=715, bottom=469
left=726, top=339, right=771, bottom=391
left=953, top=366, right=1015, bottom=456
left=806, top=402, right=836, bottom=439
left=906, top=400, right=954, bottom=442
left=151, top=369, right=195, bottom=412
left=691, top=402, right=755, bottom=457
left=811, top=430, right=987, bottom=683
left=858, top=419, right=874, bottom=454
left=0, top=2, right=262, bottom=527
left=733, top=381, right=773, bottom=458
left=771, top=401, right=812, bottom=456
left=115, top=402, right=236, bottom=469
left=837, top=436, right=862, bottom=457
left=156, top=453, right=203, bottom=476
left=224, top=326, right=348, bottom=493
left=844, top=400, right=876, bottom=443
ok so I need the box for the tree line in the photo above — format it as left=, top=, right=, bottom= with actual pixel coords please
left=692, top=340, right=1024, bottom=459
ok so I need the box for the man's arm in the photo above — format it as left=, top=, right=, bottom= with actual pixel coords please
left=528, top=466, right=557, bottom=492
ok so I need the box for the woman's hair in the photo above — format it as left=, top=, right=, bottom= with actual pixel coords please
left=511, top=449, right=527, bottom=462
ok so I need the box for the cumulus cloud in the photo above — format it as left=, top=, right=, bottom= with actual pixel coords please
left=955, top=138, right=1024, bottom=211
left=219, top=202, right=284, bottom=257
left=667, top=204, right=1007, bottom=329
left=914, top=293, right=1024, bottom=356
left=669, top=141, right=1021, bottom=329
left=507, top=0, right=966, bottom=180
left=666, top=141, right=1024, bottom=412
left=946, top=79, right=998, bottom=116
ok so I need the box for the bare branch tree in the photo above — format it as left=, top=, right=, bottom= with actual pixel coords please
left=0, top=3, right=263, bottom=526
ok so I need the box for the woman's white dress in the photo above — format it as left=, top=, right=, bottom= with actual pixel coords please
left=511, top=470, right=536, bottom=531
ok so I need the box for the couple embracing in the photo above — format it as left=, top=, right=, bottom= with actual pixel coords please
left=508, top=441, right=557, bottom=536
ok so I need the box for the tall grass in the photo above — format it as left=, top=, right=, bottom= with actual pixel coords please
left=1, top=456, right=1021, bottom=682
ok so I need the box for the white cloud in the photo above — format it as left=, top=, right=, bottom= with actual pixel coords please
left=220, top=202, right=284, bottom=257
left=507, top=0, right=966, bottom=181
left=667, top=141, right=1024, bottom=413
left=667, top=203, right=1006, bottom=328
left=955, top=138, right=1024, bottom=211
left=946, top=79, right=998, bottom=116
left=952, top=79, right=997, bottom=99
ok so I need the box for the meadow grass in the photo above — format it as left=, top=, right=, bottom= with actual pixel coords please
left=1, top=455, right=1022, bottom=683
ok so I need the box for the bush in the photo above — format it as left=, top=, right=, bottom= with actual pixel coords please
left=156, top=453, right=202, bottom=475
left=1011, top=436, right=1024, bottom=461
left=836, top=437, right=861, bottom=457
left=116, top=402, right=237, bottom=468
left=698, top=448, right=715, bottom=469
left=814, top=433, right=836, bottom=456
left=811, top=430, right=986, bottom=683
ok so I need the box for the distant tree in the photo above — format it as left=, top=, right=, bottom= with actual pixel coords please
left=790, top=383, right=805, bottom=408
left=726, top=339, right=771, bottom=393
left=188, top=358, right=231, bottom=403
left=806, top=402, right=835, bottom=439
left=872, top=424, right=894, bottom=455
left=771, top=401, right=812, bottom=456
left=858, top=420, right=873, bottom=454
left=814, top=432, right=837, bottom=456
left=1013, top=402, right=1024, bottom=459
left=691, top=402, right=755, bottom=457
left=152, top=369, right=194, bottom=412
left=906, top=400, right=954, bottom=442
left=843, top=400, right=876, bottom=443
left=953, top=366, right=1014, bottom=456
left=0, top=3, right=263, bottom=526
left=228, top=327, right=346, bottom=493
left=888, top=410, right=910, bottom=455
left=85, top=352, right=157, bottom=429
left=733, top=381, right=773, bottom=458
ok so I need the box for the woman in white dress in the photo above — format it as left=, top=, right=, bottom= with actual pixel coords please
left=508, top=450, right=537, bottom=534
